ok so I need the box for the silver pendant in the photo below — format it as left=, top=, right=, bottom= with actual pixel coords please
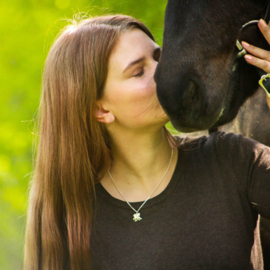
left=133, top=212, right=142, bottom=222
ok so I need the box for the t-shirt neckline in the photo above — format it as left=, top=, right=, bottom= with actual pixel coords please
left=95, top=147, right=183, bottom=210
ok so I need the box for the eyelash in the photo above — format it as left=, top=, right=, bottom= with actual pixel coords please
left=134, top=68, right=144, bottom=78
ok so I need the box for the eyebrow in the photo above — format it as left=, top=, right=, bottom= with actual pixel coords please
left=122, top=47, right=161, bottom=74
left=123, top=56, right=145, bottom=73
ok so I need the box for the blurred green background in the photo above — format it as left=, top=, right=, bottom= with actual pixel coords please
left=0, top=0, right=169, bottom=268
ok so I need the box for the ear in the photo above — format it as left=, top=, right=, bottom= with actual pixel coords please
left=95, top=103, right=115, bottom=124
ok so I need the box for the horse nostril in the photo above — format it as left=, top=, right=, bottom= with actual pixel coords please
left=183, top=79, right=199, bottom=105
left=188, top=80, right=199, bottom=101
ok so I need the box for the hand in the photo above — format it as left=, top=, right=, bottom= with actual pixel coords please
left=242, top=19, right=270, bottom=108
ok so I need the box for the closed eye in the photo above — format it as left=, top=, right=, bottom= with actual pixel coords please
left=134, top=68, right=144, bottom=77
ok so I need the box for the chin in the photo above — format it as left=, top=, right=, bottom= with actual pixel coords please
left=159, top=113, right=170, bottom=125
left=150, top=115, right=170, bottom=131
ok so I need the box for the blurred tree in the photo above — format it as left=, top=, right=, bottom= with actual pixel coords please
left=0, top=0, right=168, bottom=268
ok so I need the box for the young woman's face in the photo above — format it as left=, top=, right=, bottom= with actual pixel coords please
left=98, top=28, right=169, bottom=131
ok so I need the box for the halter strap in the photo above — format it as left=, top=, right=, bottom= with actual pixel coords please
left=264, top=0, right=270, bottom=23
left=208, top=1, right=270, bottom=135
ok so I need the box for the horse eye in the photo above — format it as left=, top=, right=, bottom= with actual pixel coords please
left=153, top=48, right=161, bottom=62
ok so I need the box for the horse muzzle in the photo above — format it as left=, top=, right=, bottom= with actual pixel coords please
left=155, top=70, right=225, bottom=132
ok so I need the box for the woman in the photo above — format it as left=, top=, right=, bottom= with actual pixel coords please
left=24, top=15, right=270, bottom=270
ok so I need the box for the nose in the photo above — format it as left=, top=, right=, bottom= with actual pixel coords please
left=155, top=69, right=219, bottom=131
left=156, top=72, right=204, bottom=114
left=152, top=60, right=158, bottom=74
left=181, top=79, right=200, bottom=112
left=170, top=75, right=206, bottom=123
left=150, top=60, right=158, bottom=85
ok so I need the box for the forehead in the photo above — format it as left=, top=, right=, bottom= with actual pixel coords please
left=108, top=28, right=156, bottom=71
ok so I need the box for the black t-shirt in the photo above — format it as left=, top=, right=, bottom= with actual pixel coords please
left=91, top=132, right=270, bottom=270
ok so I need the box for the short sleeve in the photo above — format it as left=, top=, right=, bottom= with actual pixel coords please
left=212, top=132, right=270, bottom=219
left=247, top=141, right=270, bottom=218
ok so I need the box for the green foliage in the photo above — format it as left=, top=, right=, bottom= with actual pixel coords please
left=0, top=0, right=174, bottom=268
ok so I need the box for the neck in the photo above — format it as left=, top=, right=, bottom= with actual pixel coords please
left=100, top=127, right=178, bottom=202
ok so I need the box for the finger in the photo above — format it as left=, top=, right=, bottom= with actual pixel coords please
left=242, top=41, right=270, bottom=62
left=258, top=19, right=270, bottom=45
left=244, top=54, right=270, bottom=73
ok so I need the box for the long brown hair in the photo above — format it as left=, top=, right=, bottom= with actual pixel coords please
left=24, top=14, right=171, bottom=270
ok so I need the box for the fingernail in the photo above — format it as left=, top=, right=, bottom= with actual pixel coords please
left=242, top=41, right=249, bottom=47
left=259, top=19, right=267, bottom=27
left=244, top=55, right=253, bottom=61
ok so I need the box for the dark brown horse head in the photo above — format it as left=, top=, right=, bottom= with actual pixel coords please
left=155, top=0, right=270, bottom=132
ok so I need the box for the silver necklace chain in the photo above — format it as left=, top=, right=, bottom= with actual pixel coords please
left=108, top=148, right=174, bottom=222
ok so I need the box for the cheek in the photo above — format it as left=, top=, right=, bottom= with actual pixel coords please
left=129, top=81, right=157, bottom=110
left=127, top=86, right=161, bottom=120
left=112, top=77, right=157, bottom=106
left=131, top=76, right=157, bottom=102
left=106, top=75, right=161, bottom=122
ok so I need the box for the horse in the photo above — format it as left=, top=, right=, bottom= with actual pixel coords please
left=154, top=0, right=270, bottom=268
